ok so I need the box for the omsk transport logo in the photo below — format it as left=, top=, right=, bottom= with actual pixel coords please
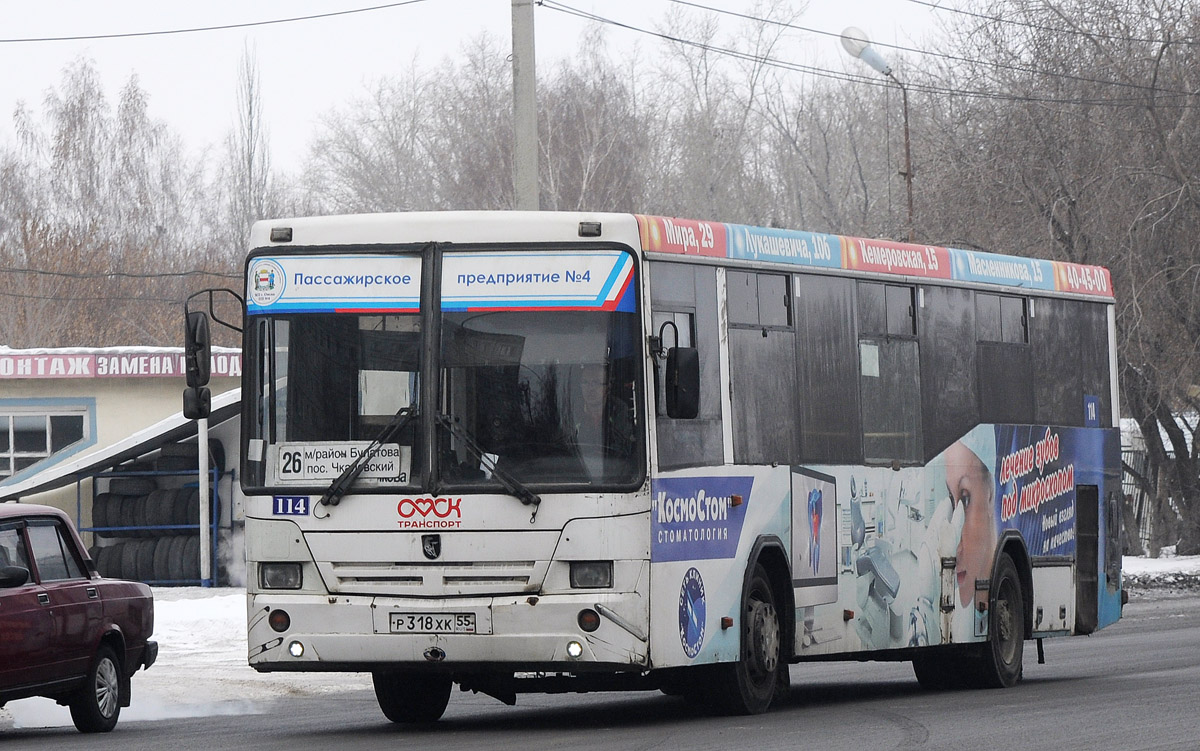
left=249, top=259, right=286, bottom=307
left=678, top=567, right=706, bottom=659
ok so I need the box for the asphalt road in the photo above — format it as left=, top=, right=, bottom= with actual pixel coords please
left=3, top=589, right=1197, bottom=751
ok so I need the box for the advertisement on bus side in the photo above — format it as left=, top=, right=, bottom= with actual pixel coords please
left=799, top=424, right=1117, bottom=656
left=649, top=424, right=1118, bottom=668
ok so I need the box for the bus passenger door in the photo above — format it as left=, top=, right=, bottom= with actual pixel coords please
left=1075, top=485, right=1098, bottom=634
left=1098, top=487, right=1124, bottom=629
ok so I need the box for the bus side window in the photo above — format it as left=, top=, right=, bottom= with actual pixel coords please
left=976, top=293, right=1033, bottom=425
left=857, top=282, right=922, bottom=464
left=649, top=261, right=723, bottom=470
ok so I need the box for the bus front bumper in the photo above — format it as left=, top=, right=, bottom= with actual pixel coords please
left=247, top=591, right=650, bottom=672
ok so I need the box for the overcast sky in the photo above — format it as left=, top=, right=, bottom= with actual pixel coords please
left=0, top=0, right=939, bottom=167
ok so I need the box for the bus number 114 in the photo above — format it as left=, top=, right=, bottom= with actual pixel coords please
left=272, top=496, right=310, bottom=516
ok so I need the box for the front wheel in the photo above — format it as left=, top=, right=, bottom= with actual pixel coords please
left=708, top=564, right=784, bottom=714
left=372, top=672, right=452, bottom=723
left=69, top=645, right=122, bottom=733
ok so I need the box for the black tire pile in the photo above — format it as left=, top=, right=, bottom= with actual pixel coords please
left=87, top=443, right=220, bottom=584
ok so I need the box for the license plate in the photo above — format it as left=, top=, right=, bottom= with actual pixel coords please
left=389, top=612, right=476, bottom=634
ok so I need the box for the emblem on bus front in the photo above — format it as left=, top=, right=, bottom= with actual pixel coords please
left=248, top=259, right=285, bottom=307
left=422, top=534, right=441, bottom=560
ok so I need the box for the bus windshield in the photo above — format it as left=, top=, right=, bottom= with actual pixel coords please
left=246, top=312, right=423, bottom=490
left=440, top=309, right=641, bottom=488
left=243, top=248, right=643, bottom=492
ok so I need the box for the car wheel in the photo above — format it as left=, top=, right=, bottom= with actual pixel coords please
left=372, top=672, right=451, bottom=723
left=69, top=644, right=122, bottom=733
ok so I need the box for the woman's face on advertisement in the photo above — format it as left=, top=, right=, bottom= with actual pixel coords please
left=945, top=442, right=996, bottom=607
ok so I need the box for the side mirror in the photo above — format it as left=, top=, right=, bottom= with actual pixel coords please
left=184, top=386, right=211, bottom=420
left=184, top=311, right=211, bottom=388
left=0, top=565, right=30, bottom=589
left=665, top=347, right=700, bottom=419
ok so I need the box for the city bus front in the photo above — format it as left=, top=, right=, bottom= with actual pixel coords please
left=239, top=218, right=651, bottom=716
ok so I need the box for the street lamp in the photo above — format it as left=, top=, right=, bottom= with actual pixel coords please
left=841, top=27, right=914, bottom=243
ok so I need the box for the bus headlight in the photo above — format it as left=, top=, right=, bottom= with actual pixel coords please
left=569, top=561, right=613, bottom=589
left=260, top=562, right=302, bottom=590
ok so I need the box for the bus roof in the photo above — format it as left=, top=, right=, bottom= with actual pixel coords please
left=635, top=215, right=1113, bottom=299
left=248, top=211, right=1113, bottom=300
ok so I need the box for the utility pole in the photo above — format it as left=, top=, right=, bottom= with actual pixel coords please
left=512, top=0, right=539, bottom=210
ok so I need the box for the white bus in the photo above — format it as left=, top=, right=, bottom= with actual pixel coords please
left=210, top=211, right=1123, bottom=722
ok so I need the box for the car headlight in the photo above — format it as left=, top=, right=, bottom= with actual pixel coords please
left=569, top=561, right=613, bottom=589
left=259, top=562, right=302, bottom=590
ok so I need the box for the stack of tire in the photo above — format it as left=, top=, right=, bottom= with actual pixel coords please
left=88, top=442, right=221, bottom=584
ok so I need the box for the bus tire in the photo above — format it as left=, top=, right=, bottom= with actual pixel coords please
left=976, top=552, right=1024, bottom=688
left=710, top=564, right=782, bottom=714
left=372, top=672, right=451, bottom=723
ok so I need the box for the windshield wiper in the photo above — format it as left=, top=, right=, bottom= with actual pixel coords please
left=436, top=413, right=542, bottom=522
left=319, top=407, right=417, bottom=507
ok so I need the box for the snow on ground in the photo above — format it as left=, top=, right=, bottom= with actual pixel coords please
left=4, top=554, right=1199, bottom=730
left=2, top=588, right=369, bottom=730
left=1121, top=547, right=1200, bottom=576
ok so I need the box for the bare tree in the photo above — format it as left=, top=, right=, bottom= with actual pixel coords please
left=539, top=35, right=651, bottom=212
left=918, top=0, right=1200, bottom=553
left=0, top=59, right=224, bottom=347
left=305, top=59, right=438, bottom=213
left=217, top=44, right=274, bottom=261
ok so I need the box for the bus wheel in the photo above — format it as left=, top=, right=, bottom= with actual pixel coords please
left=711, top=564, right=782, bottom=714
left=372, top=672, right=452, bottom=723
left=976, top=552, right=1024, bottom=688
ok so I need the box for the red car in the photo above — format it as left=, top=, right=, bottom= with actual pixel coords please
left=0, top=502, right=157, bottom=733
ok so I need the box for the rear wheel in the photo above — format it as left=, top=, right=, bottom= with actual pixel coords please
left=976, top=552, right=1024, bottom=688
left=69, top=645, right=122, bottom=733
left=708, top=565, right=783, bottom=714
left=913, top=552, right=1025, bottom=690
left=372, top=672, right=452, bottom=723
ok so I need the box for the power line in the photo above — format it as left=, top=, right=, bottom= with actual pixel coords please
left=0, top=0, right=432, bottom=44
left=668, top=0, right=1196, bottom=97
left=543, top=0, right=1196, bottom=106
left=907, top=0, right=1200, bottom=47
left=542, top=0, right=869, bottom=87
left=0, top=290, right=192, bottom=304
left=0, top=268, right=239, bottom=280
